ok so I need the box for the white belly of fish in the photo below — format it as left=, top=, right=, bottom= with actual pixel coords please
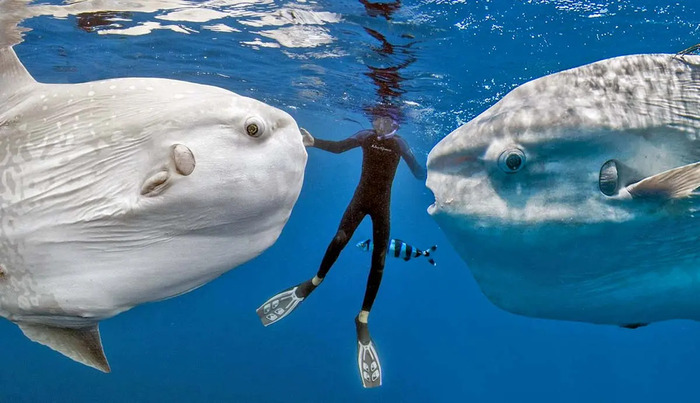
left=1, top=218, right=282, bottom=326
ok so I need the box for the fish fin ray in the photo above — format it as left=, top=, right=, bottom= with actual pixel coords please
left=18, top=322, right=111, bottom=373
left=626, top=162, right=700, bottom=199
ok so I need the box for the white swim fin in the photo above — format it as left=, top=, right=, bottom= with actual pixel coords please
left=355, top=316, right=382, bottom=388
left=256, top=280, right=316, bottom=326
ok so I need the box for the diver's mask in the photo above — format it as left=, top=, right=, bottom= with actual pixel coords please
left=373, top=116, right=399, bottom=140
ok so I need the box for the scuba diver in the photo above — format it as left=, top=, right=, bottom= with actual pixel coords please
left=256, top=115, right=426, bottom=388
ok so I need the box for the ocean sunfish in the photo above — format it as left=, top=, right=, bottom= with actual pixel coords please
left=0, top=46, right=307, bottom=371
left=427, top=51, right=700, bottom=327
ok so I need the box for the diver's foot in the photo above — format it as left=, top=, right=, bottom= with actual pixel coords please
left=256, top=279, right=316, bottom=326
left=355, top=316, right=382, bottom=388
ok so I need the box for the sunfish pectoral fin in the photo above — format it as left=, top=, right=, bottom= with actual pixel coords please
left=141, top=170, right=171, bottom=197
left=140, top=144, right=195, bottom=197
left=625, top=162, right=700, bottom=199
left=18, top=322, right=111, bottom=373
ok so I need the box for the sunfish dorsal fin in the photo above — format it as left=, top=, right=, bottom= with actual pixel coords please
left=626, top=161, right=700, bottom=199
left=18, top=322, right=111, bottom=373
left=0, top=47, right=36, bottom=94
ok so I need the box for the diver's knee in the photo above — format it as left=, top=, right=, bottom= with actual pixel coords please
left=333, top=230, right=349, bottom=245
left=372, top=249, right=387, bottom=263
left=369, top=262, right=385, bottom=276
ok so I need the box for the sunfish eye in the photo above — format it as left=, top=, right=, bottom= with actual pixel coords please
left=247, top=124, right=258, bottom=136
left=244, top=117, right=266, bottom=138
left=498, top=148, right=526, bottom=173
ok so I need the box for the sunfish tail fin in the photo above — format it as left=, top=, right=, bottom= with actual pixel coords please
left=18, top=322, right=111, bottom=373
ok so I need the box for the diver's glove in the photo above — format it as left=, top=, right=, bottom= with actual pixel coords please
left=300, top=127, right=315, bottom=147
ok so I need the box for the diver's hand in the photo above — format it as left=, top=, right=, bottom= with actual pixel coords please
left=300, top=127, right=315, bottom=147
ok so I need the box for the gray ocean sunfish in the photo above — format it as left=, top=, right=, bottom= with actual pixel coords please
left=427, top=50, right=700, bottom=327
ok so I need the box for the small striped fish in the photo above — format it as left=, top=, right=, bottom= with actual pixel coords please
left=356, top=238, right=437, bottom=266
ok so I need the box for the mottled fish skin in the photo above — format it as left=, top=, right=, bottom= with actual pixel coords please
left=427, top=53, right=700, bottom=326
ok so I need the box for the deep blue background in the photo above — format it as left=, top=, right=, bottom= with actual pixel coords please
left=3, top=0, right=700, bottom=402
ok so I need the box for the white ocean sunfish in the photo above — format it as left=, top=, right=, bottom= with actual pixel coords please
left=0, top=44, right=307, bottom=371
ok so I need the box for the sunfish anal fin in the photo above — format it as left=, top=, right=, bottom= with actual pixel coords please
left=626, top=162, right=700, bottom=199
left=18, top=322, right=111, bottom=373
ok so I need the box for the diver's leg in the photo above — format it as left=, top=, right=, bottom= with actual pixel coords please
left=356, top=208, right=389, bottom=388
left=256, top=197, right=365, bottom=326
left=315, top=198, right=365, bottom=281
left=361, top=210, right=389, bottom=314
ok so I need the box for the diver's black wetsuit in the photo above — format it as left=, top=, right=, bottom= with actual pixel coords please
left=311, top=129, right=426, bottom=311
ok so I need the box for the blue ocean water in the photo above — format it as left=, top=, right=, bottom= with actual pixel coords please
left=3, top=0, right=700, bottom=402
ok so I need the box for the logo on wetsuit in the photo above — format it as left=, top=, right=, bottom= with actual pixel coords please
left=370, top=144, right=393, bottom=153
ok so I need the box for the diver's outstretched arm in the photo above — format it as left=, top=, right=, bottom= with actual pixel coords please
left=396, top=136, right=427, bottom=180
left=301, top=128, right=371, bottom=154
